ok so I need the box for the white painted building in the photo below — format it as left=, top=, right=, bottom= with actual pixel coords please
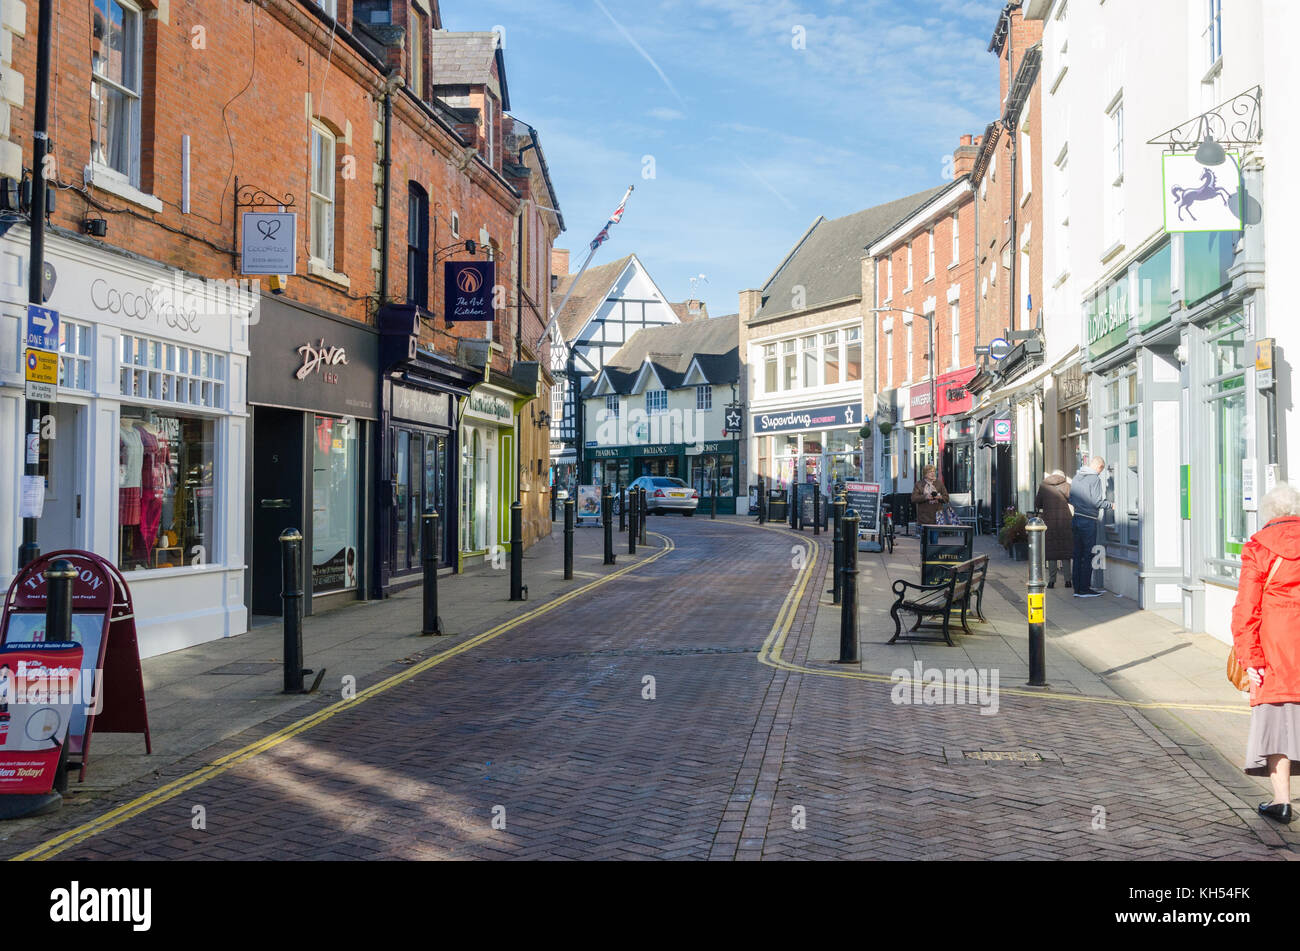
left=1028, top=0, right=1299, bottom=642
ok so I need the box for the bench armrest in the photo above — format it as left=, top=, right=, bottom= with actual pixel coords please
left=892, top=578, right=954, bottom=598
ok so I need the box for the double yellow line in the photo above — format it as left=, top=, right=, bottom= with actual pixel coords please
left=11, top=533, right=675, bottom=862
left=755, top=529, right=1248, bottom=716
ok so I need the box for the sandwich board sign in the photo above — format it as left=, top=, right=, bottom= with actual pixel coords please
left=844, top=481, right=882, bottom=552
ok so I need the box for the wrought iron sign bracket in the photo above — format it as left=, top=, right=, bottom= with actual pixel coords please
left=1146, top=85, right=1262, bottom=153
left=233, top=176, right=297, bottom=265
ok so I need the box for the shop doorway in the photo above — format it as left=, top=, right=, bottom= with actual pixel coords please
left=36, top=402, right=86, bottom=556
left=252, top=407, right=304, bottom=616
left=392, top=425, right=453, bottom=572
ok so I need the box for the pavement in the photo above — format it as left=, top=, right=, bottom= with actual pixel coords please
left=0, top=513, right=1291, bottom=860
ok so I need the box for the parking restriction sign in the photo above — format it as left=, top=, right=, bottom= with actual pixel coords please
left=25, top=348, right=58, bottom=402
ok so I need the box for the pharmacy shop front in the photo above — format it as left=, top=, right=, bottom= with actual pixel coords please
left=0, top=233, right=250, bottom=658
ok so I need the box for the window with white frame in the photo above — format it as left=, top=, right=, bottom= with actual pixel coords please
left=1205, top=0, right=1222, bottom=69
left=451, top=211, right=460, bottom=238
left=886, top=258, right=893, bottom=300
left=905, top=325, right=914, bottom=381
left=884, top=329, right=894, bottom=386
left=120, top=334, right=227, bottom=409
left=782, top=340, right=797, bottom=390
left=763, top=343, right=777, bottom=393
left=845, top=327, right=862, bottom=382
left=605, top=394, right=620, bottom=418
left=1020, top=127, right=1032, bottom=202
left=949, top=301, right=960, bottom=369
left=927, top=229, right=935, bottom=279
left=951, top=212, right=959, bottom=264
left=58, top=320, right=94, bottom=391
left=801, top=336, right=818, bottom=388
left=310, top=122, right=337, bottom=268
left=823, top=331, right=839, bottom=385
left=696, top=385, right=711, bottom=410
left=91, top=0, right=144, bottom=186
left=1106, top=96, right=1124, bottom=246
left=484, top=96, right=496, bottom=168
left=646, top=389, right=667, bottom=415
left=906, top=243, right=913, bottom=289
left=1055, top=147, right=1070, bottom=280
left=318, top=0, right=338, bottom=18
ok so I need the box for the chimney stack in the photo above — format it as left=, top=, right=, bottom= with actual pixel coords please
left=952, top=135, right=980, bottom=180
left=551, top=248, right=570, bottom=278
left=738, top=289, right=762, bottom=324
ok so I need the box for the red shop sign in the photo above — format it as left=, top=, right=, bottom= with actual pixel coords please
left=937, top=366, right=977, bottom=417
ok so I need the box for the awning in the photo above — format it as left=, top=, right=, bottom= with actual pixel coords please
left=983, top=344, right=1080, bottom=404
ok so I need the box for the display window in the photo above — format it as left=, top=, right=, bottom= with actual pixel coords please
left=312, top=416, right=359, bottom=593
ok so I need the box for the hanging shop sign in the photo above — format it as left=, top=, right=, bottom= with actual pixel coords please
left=1162, top=152, right=1243, bottom=234
left=463, top=390, right=514, bottom=425
left=723, top=404, right=743, bottom=437
left=994, top=418, right=1012, bottom=444
left=444, top=261, right=496, bottom=323
left=752, top=402, right=862, bottom=435
left=240, top=212, right=298, bottom=275
left=936, top=366, right=977, bottom=417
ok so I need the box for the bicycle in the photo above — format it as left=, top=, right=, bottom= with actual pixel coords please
left=881, top=501, right=896, bottom=554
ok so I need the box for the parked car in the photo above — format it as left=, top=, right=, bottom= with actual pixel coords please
left=629, top=476, right=698, bottom=515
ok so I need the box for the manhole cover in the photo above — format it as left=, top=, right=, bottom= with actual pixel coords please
left=962, top=750, right=1044, bottom=762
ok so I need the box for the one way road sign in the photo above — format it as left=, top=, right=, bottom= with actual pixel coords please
left=26, top=304, right=59, bottom=353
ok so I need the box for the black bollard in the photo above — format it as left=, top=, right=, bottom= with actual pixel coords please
left=757, top=477, right=766, bottom=524
left=1026, top=516, right=1049, bottom=687
left=421, top=511, right=444, bottom=635
left=639, top=487, right=648, bottom=545
left=628, top=488, right=638, bottom=555
left=563, top=497, right=575, bottom=580
left=790, top=485, right=798, bottom=531
left=44, top=559, right=76, bottom=645
left=711, top=468, right=718, bottom=519
left=838, top=514, right=860, bottom=664
left=602, top=485, right=616, bottom=565
left=550, top=486, right=557, bottom=522
left=510, top=501, right=526, bottom=601
left=830, top=496, right=845, bottom=602
left=280, top=528, right=309, bottom=693
left=813, top=487, right=821, bottom=536
left=619, top=486, right=627, bottom=533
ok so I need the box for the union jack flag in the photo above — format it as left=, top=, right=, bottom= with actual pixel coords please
left=588, top=186, right=633, bottom=251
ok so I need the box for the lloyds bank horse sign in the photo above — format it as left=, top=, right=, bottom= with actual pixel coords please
left=1162, top=151, right=1244, bottom=233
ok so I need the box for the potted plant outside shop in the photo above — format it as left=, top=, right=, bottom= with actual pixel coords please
left=999, top=509, right=1029, bottom=561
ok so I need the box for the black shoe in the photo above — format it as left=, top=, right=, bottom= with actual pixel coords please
left=1047, top=581, right=1055, bottom=589
left=1065, top=580, right=1072, bottom=588
left=1258, top=802, right=1293, bottom=823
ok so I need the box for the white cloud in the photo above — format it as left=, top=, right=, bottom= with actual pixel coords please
left=648, top=107, right=686, bottom=120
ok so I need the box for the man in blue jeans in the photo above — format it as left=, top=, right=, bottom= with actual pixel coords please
left=1068, top=456, right=1112, bottom=597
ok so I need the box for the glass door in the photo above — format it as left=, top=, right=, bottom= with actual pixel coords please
left=394, top=429, right=410, bottom=571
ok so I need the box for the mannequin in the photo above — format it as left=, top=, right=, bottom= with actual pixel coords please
left=119, top=419, right=144, bottom=541
left=134, top=414, right=171, bottom=563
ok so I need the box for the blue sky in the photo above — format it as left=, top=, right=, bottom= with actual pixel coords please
left=445, top=0, right=1008, bottom=317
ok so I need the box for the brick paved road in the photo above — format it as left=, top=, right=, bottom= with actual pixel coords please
left=4, top=519, right=1290, bottom=860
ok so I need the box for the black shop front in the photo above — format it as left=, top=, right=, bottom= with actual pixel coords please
left=246, top=297, right=379, bottom=618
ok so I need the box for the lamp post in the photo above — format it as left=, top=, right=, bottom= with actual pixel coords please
left=872, top=307, right=937, bottom=479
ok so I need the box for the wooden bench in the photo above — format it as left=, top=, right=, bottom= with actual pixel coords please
left=888, top=555, right=989, bottom=646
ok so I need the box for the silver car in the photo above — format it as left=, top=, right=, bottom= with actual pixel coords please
left=629, top=476, right=699, bottom=516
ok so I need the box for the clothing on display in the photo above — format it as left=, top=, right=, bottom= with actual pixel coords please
left=119, top=423, right=144, bottom=526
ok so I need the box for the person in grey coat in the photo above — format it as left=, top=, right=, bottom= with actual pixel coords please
left=1068, top=456, right=1113, bottom=597
left=1034, top=470, right=1073, bottom=588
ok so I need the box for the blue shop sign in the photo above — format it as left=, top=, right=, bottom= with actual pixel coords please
left=752, top=402, right=863, bottom=435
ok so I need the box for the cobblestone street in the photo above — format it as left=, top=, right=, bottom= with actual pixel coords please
left=3, top=519, right=1291, bottom=861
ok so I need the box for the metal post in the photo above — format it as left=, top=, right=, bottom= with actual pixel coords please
left=550, top=486, right=557, bottom=523
left=628, top=488, right=638, bottom=555
left=619, top=486, right=627, bottom=533
left=757, top=477, right=766, bottom=524
left=813, top=487, right=821, bottom=535
left=280, top=528, right=307, bottom=694
left=790, top=485, right=798, bottom=530
left=1026, top=516, right=1048, bottom=687
left=710, top=466, right=717, bottom=519
left=838, top=514, right=860, bottom=663
left=830, top=496, right=845, bottom=603
left=47, top=562, right=75, bottom=797
left=421, top=511, right=444, bottom=635
left=602, top=484, right=616, bottom=565
left=509, top=501, right=526, bottom=601
left=563, top=497, right=574, bottom=580
left=639, top=487, right=647, bottom=545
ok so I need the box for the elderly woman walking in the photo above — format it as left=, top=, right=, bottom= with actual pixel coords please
left=1034, top=470, right=1073, bottom=589
left=1232, top=482, right=1300, bottom=823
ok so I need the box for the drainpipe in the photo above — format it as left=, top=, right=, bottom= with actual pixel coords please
left=379, top=69, right=400, bottom=306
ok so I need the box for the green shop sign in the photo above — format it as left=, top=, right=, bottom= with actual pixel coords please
left=1087, top=275, right=1130, bottom=359
left=465, top=392, right=514, bottom=424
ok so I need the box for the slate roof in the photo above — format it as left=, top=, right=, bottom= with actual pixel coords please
left=428, top=32, right=510, bottom=109
left=585, top=314, right=740, bottom=396
left=751, top=185, right=949, bottom=324
left=552, top=254, right=635, bottom=342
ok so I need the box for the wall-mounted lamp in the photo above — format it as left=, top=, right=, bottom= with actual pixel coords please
left=83, top=217, right=108, bottom=237
left=535, top=410, right=551, bottom=429
left=1195, top=130, right=1226, bottom=167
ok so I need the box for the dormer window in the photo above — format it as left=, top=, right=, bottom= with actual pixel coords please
left=354, top=0, right=391, bottom=26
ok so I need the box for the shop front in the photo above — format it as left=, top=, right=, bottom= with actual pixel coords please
left=246, top=297, right=377, bottom=618
left=459, top=384, right=518, bottom=566
left=0, top=233, right=250, bottom=658
left=377, top=303, right=479, bottom=594
left=936, top=366, right=977, bottom=499
left=750, top=401, right=864, bottom=497
left=686, top=439, right=740, bottom=514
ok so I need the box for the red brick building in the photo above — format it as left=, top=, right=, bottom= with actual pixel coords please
left=0, top=0, right=562, bottom=655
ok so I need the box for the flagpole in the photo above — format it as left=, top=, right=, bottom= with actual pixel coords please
left=533, top=184, right=634, bottom=350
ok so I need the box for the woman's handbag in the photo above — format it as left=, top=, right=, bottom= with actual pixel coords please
left=936, top=505, right=960, bottom=526
left=1229, top=557, right=1285, bottom=692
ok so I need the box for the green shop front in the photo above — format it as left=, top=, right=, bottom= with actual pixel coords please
left=586, top=440, right=739, bottom=513
left=458, top=384, right=519, bottom=569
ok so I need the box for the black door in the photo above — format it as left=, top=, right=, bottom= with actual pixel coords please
left=252, top=407, right=304, bottom=616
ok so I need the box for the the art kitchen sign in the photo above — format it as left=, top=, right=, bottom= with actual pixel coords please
left=445, top=261, right=496, bottom=323
left=752, top=402, right=862, bottom=435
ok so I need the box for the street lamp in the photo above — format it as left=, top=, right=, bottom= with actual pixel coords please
left=872, top=307, right=937, bottom=476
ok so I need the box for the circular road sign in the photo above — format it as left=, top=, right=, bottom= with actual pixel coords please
left=989, top=338, right=1012, bottom=361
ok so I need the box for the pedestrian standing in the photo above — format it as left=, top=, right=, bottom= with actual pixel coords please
left=911, top=464, right=949, bottom=526
left=1034, top=469, right=1073, bottom=588
left=1067, top=456, right=1112, bottom=597
left=1233, top=483, right=1300, bottom=823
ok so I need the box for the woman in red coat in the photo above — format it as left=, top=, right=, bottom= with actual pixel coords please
left=1231, top=483, right=1300, bottom=823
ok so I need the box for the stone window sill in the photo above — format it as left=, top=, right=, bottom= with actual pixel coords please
left=308, top=257, right=351, bottom=288
left=84, top=164, right=163, bottom=213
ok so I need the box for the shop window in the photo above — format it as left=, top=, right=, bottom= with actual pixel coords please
left=845, top=327, right=861, bottom=382
left=763, top=344, right=778, bottom=393
left=1100, top=363, right=1139, bottom=551
left=1136, top=240, right=1172, bottom=330
left=120, top=334, right=226, bottom=409
left=1059, top=403, right=1089, bottom=475
left=58, top=320, right=94, bottom=392
left=91, top=0, right=144, bottom=187
left=312, top=417, right=359, bottom=592
left=1184, top=231, right=1236, bottom=306
left=823, top=331, right=839, bottom=385
left=117, top=408, right=215, bottom=572
left=1206, top=314, right=1247, bottom=579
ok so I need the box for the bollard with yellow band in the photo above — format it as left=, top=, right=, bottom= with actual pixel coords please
left=1026, top=515, right=1049, bottom=687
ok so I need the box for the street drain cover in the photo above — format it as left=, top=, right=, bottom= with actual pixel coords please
left=963, top=750, right=1044, bottom=762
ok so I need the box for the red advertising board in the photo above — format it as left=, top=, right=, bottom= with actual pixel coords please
left=0, top=643, right=84, bottom=794
left=937, top=366, right=977, bottom=417
left=0, top=550, right=151, bottom=791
